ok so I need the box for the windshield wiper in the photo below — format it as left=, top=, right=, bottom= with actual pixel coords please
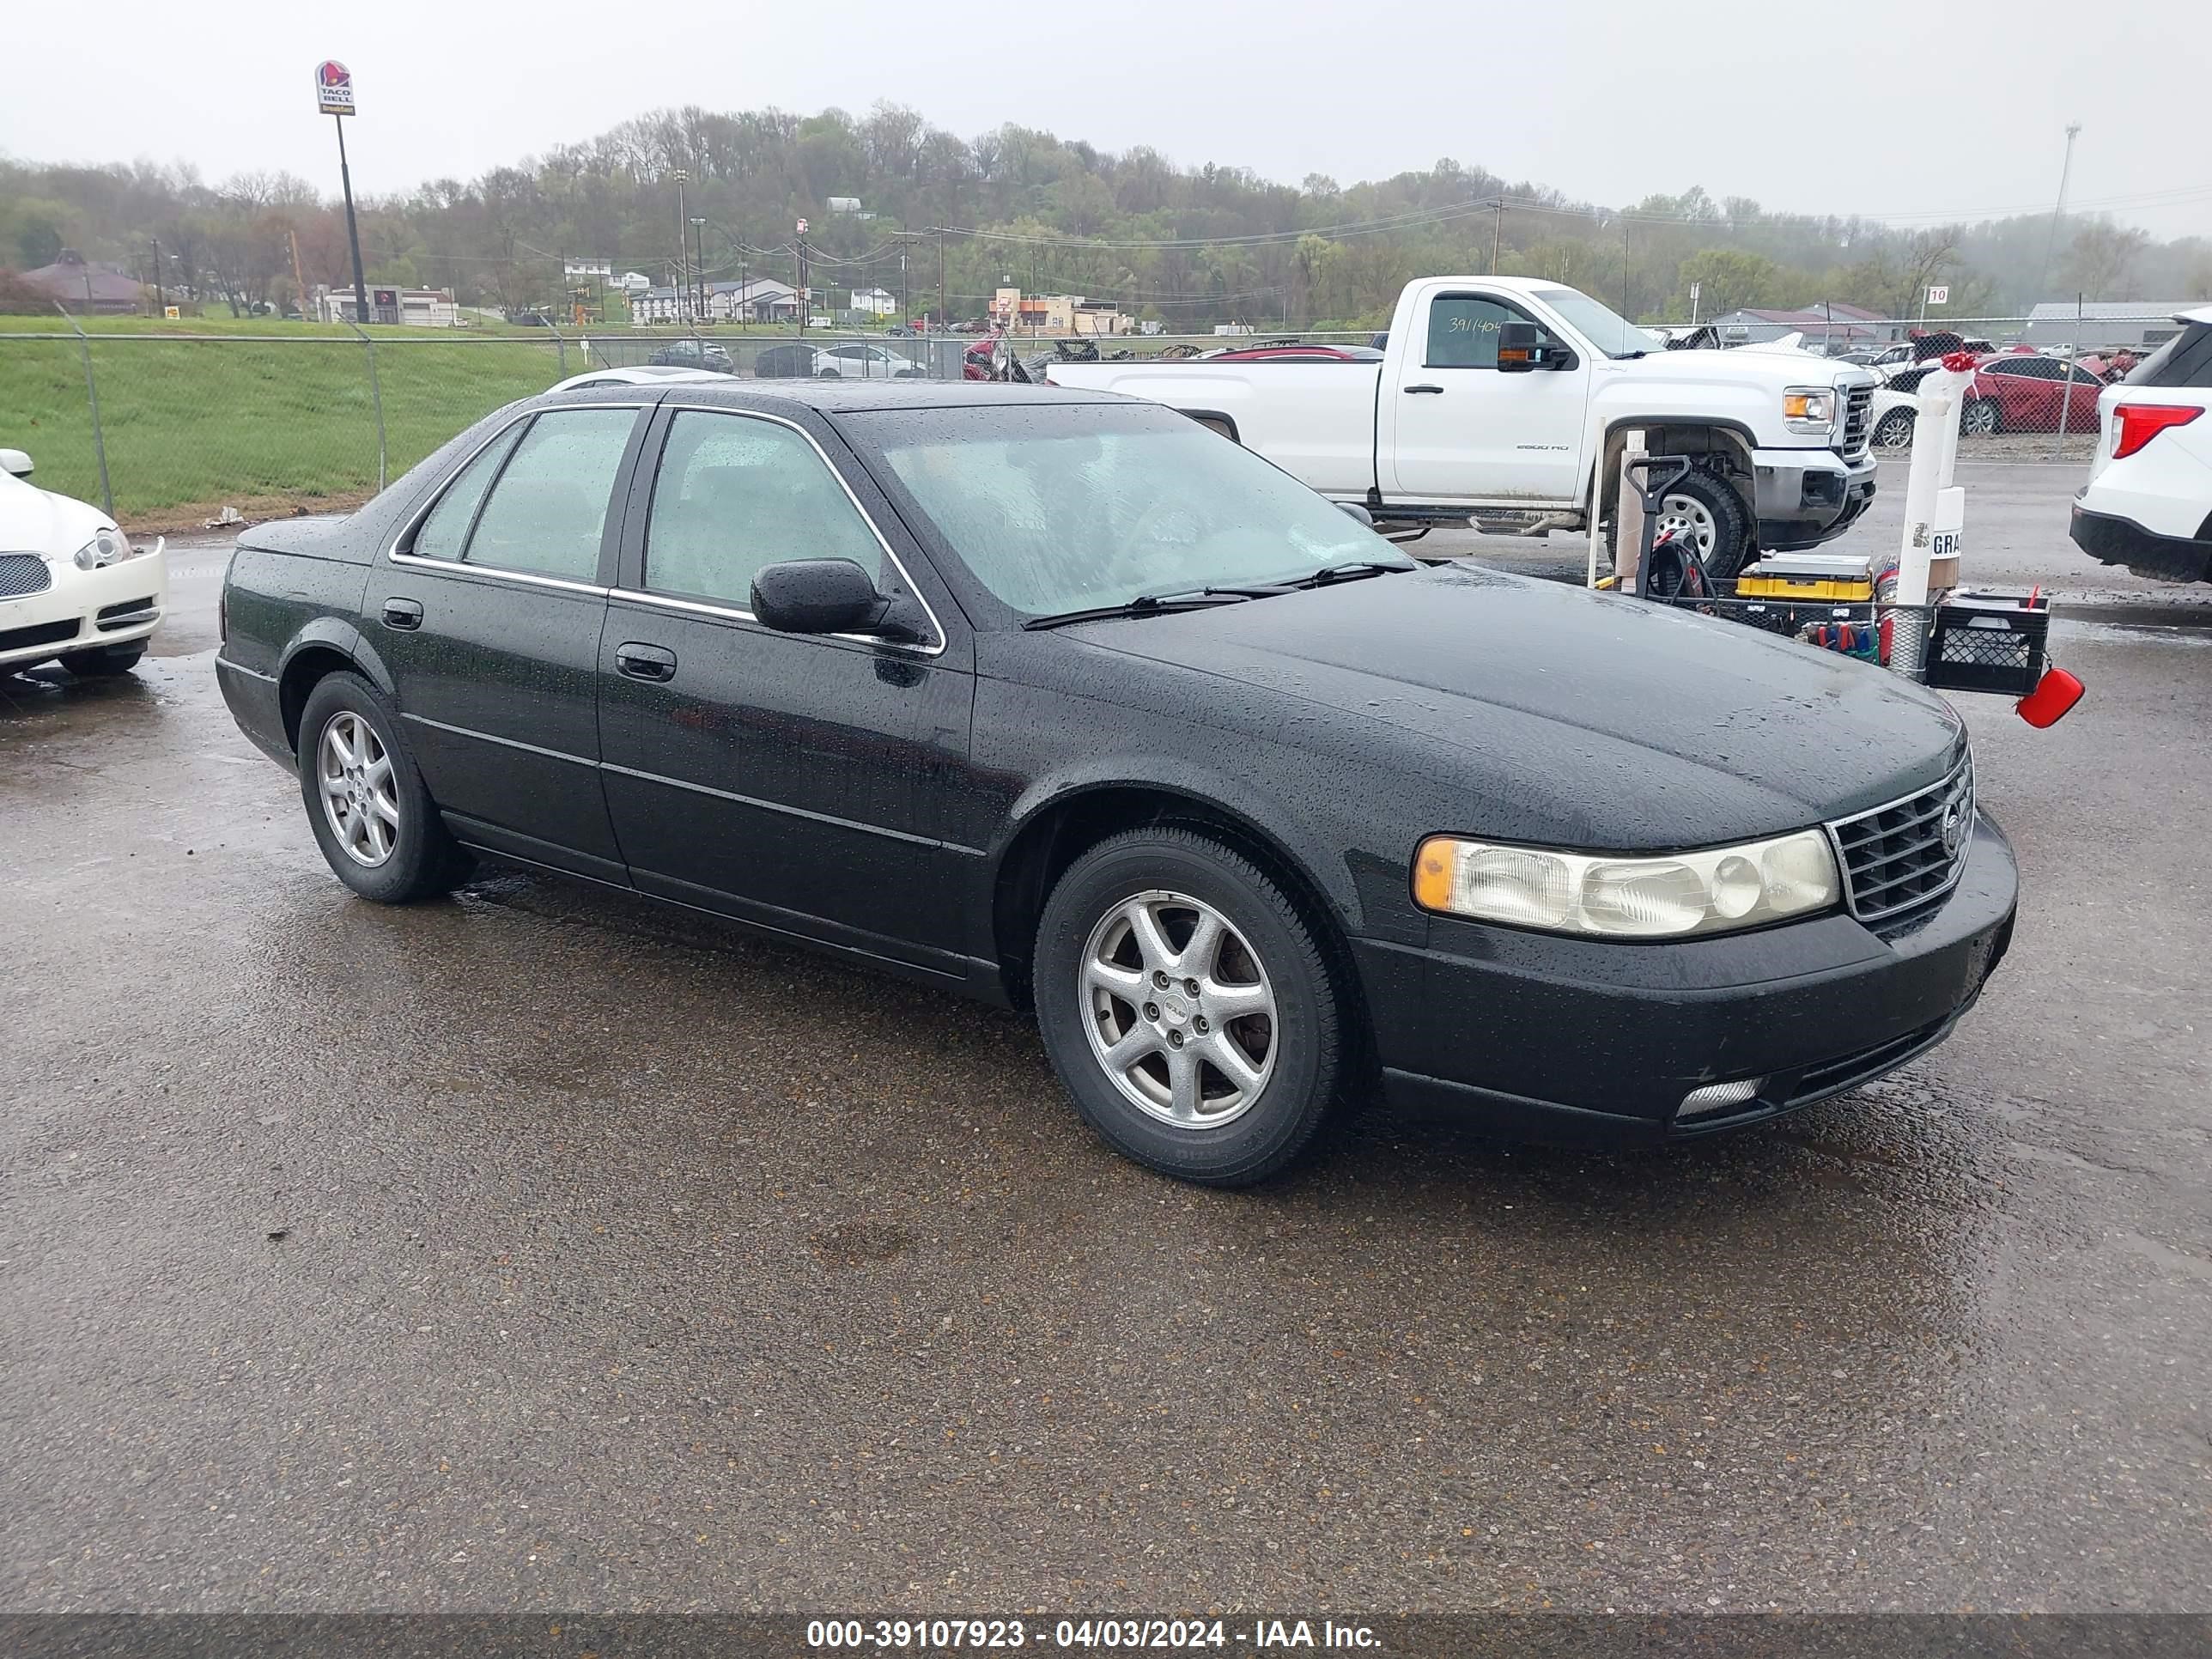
left=1283, top=560, right=1414, bottom=589
left=1021, top=591, right=1251, bottom=630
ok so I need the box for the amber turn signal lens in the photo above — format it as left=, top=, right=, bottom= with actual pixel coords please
left=1412, top=837, right=1456, bottom=912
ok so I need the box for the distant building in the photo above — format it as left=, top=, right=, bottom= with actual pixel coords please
left=616, top=271, right=653, bottom=295
left=1705, top=303, right=1904, bottom=347
left=849, top=287, right=897, bottom=318
left=634, top=277, right=805, bottom=325
left=2022, top=301, right=2197, bottom=353
left=317, top=286, right=459, bottom=326
left=21, top=250, right=141, bottom=314
left=988, top=287, right=1128, bottom=336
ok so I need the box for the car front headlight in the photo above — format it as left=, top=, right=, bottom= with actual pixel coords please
left=73, top=527, right=143, bottom=570
left=1412, top=828, right=1840, bottom=939
left=1783, top=386, right=1836, bottom=434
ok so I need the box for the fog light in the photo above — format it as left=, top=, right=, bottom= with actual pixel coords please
left=1679, top=1079, right=1764, bottom=1119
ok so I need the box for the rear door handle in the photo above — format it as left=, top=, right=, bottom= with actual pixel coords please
left=614, top=641, right=678, bottom=683
left=380, top=597, right=423, bottom=630
left=1404, top=383, right=1444, bottom=395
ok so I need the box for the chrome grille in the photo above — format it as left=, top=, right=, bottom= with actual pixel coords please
left=1838, top=384, right=1874, bottom=459
left=1827, top=749, right=1973, bottom=924
left=0, top=552, right=53, bottom=599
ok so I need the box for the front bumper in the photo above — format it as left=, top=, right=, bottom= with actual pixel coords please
left=2071, top=500, right=2212, bottom=584
left=1752, top=446, right=1878, bottom=551
left=1357, top=811, right=2018, bottom=1147
left=0, top=544, right=168, bottom=667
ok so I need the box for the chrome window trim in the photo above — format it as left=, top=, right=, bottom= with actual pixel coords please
left=380, top=402, right=649, bottom=583
left=639, top=403, right=948, bottom=657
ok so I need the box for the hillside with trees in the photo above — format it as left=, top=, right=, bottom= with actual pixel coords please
left=4, top=102, right=2209, bottom=327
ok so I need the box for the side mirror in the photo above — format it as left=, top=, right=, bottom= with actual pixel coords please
left=0, top=448, right=32, bottom=478
left=1497, top=321, right=1575, bottom=374
left=1336, top=501, right=1375, bottom=527
left=751, top=558, right=910, bottom=640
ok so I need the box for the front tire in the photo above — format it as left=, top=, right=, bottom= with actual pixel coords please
left=1034, top=828, right=1346, bottom=1186
left=296, top=672, right=469, bottom=903
left=61, top=643, right=144, bottom=678
left=1873, top=407, right=1917, bottom=449
left=1612, top=466, right=1753, bottom=582
left=1963, top=397, right=2001, bottom=436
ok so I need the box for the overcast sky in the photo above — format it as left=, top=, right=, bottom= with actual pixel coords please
left=7, top=0, right=2206, bottom=237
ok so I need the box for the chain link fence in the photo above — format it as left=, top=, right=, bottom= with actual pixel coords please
left=2, top=305, right=2182, bottom=532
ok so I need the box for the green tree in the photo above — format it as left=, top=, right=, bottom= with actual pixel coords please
left=1668, top=248, right=1786, bottom=318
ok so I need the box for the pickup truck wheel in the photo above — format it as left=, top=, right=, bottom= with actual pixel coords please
left=296, top=672, right=471, bottom=904
left=1616, top=469, right=1753, bottom=582
left=1034, top=828, right=1344, bottom=1186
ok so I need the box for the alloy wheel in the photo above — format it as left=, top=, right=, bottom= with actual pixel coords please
left=1655, top=491, right=1717, bottom=558
left=317, top=710, right=400, bottom=867
left=1079, top=889, right=1278, bottom=1129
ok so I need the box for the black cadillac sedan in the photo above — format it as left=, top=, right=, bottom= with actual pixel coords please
left=216, top=381, right=2016, bottom=1185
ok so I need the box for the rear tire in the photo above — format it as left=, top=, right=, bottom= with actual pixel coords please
left=296, top=672, right=470, bottom=903
left=1034, top=827, right=1346, bottom=1186
left=61, top=643, right=144, bottom=678
left=1963, top=397, right=2002, bottom=436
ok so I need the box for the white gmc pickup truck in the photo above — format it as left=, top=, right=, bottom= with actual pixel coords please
left=1042, top=276, right=1880, bottom=577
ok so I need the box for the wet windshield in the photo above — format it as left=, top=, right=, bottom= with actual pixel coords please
left=1533, top=287, right=1666, bottom=359
left=851, top=404, right=1410, bottom=618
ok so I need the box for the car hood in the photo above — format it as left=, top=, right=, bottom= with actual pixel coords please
left=0, top=470, right=111, bottom=557
left=1071, top=562, right=1964, bottom=848
left=1613, top=344, right=1877, bottom=396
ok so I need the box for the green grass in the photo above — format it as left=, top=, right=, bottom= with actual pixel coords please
left=1, top=330, right=571, bottom=526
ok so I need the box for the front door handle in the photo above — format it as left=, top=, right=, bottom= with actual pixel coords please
left=381, top=597, right=423, bottom=630
left=1404, top=383, right=1445, bottom=395
left=614, top=641, right=678, bottom=683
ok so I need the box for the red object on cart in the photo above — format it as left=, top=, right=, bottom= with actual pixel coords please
left=2015, top=667, right=2085, bottom=728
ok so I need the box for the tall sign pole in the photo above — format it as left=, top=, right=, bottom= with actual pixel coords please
left=672, top=168, right=689, bottom=321
left=316, top=62, right=371, bottom=325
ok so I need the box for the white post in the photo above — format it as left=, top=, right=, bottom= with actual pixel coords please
left=1614, top=430, right=1648, bottom=593
left=1896, top=387, right=1948, bottom=608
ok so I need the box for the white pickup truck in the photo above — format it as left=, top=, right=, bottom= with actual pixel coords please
left=1042, top=276, right=1880, bottom=577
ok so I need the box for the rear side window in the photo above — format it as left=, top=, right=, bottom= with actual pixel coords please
left=1425, top=296, right=1528, bottom=368
left=462, top=408, right=637, bottom=581
left=409, top=424, right=524, bottom=562
left=642, top=410, right=885, bottom=610
left=2128, top=323, right=2212, bottom=388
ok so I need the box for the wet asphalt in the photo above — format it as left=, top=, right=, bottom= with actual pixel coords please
left=3, top=464, right=2209, bottom=1614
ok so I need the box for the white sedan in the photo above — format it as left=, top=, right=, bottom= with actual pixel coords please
left=811, top=342, right=924, bottom=379
left=0, top=448, right=167, bottom=679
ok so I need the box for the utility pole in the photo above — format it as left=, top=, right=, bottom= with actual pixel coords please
left=672, top=167, right=689, bottom=319
left=936, top=227, right=945, bottom=332
left=149, top=237, right=165, bottom=314
left=1621, top=216, right=1632, bottom=320
left=1492, top=201, right=1503, bottom=275
left=289, top=228, right=310, bottom=324
left=2035, top=122, right=2083, bottom=301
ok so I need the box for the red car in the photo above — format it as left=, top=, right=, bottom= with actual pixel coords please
left=1196, top=343, right=1384, bottom=362
left=1956, top=351, right=2106, bottom=434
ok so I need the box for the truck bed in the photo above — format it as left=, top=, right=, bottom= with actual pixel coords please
left=1040, top=359, right=1382, bottom=500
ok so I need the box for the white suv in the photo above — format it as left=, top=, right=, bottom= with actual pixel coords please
left=2071, top=306, right=2212, bottom=583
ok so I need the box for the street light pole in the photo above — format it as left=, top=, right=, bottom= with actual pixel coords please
left=690, top=216, right=707, bottom=321
left=2035, top=122, right=2083, bottom=301
left=672, top=167, right=690, bottom=320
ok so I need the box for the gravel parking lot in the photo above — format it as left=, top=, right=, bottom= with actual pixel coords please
left=5, top=460, right=2209, bottom=1614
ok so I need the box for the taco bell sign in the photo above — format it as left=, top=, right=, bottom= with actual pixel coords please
left=316, top=60, right=356, bottom=116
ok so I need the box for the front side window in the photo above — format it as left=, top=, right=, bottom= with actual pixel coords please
left=463, top=408, right=637, bottom=581
left=642, top=411, right=886, bottom=611
left=1425, top=296, right=1523, bottom=368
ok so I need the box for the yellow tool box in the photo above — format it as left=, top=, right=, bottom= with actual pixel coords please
left=1735, top=552, right=1875, bottom=601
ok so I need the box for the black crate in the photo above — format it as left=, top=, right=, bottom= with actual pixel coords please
left=1923, top=594, right=2051, bottom=696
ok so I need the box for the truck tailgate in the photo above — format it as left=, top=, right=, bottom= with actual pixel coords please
left=1042, top=361, right=1382, bottom=499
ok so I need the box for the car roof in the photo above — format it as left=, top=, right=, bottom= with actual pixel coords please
left=538, top=378, right=1127, bottom=415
